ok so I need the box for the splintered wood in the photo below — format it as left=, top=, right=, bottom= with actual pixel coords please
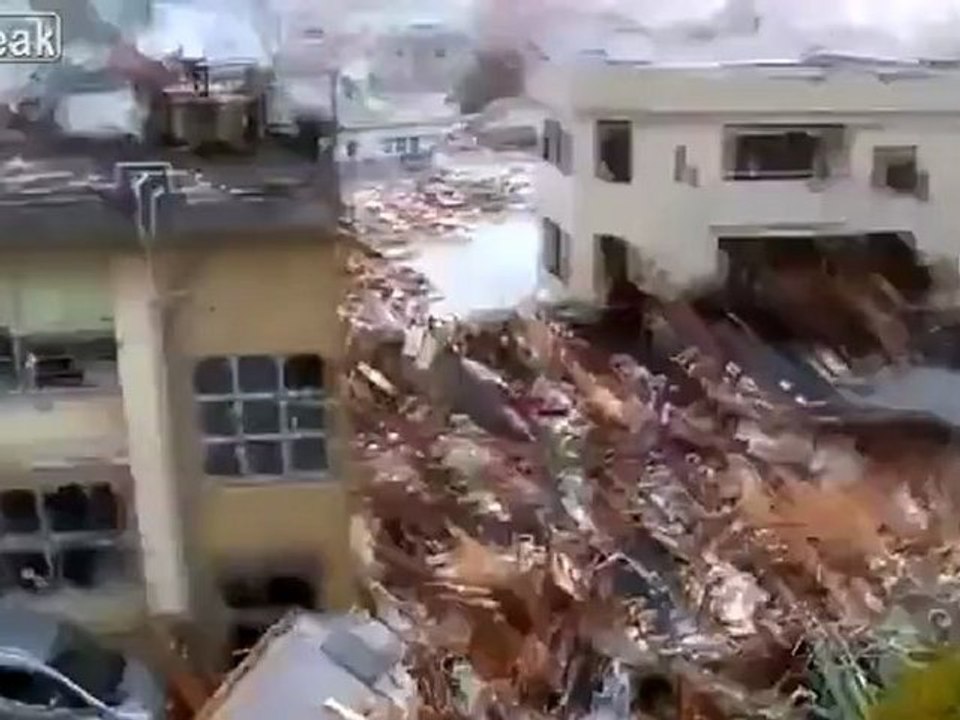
left=341, top=250, right=960, bottom=720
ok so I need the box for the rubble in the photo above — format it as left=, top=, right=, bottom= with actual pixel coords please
left=349, top=163, right=533, bottom=248
left=339, top=248, right=960, bottom=719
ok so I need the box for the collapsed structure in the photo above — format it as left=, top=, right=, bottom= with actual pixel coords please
left=339, top=241, right=960, bottom=718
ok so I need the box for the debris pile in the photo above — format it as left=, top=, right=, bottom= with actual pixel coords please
left=350, top=165, right=533, bottom=246
left=341, top=250, right=960, bottom=719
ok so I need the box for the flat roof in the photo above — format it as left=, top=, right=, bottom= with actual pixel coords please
left=0, top=138, right=339, bottom=249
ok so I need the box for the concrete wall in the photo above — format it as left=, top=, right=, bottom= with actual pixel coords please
left=153, top=237, right=354, bottom=664
left=532, top=66, right=960, bottom=298
left=0, top=251, right=114, bottom=336
left=338, top=123, right=449, bottom=162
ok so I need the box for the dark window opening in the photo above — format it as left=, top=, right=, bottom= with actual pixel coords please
left=596, top=120, right=632, bottom=183
left=244, top=441, right=283, bottom=476
left=237, top=356, right=278, bottom=393
left=193, top=357, right=232, bottom=394
left=346, top=140, right=358, bottom=158
left=0, top=490, right=39, bottom=534
left=241, top=401, right=280, bottom=434
left=205, top=443, right=241, bottom=476
left=873, top=146, right=920, bottom=194
left=542, top=219, right=568, bottom=281
left=291, top=438, right=328, bottom=471
left=730, top=130, right=821, bottom=180
left=288, top=402, right=324, bottom=431
left=201, top=401, right=237, bottom=437
left=598, top=234, right=630, bottom=287
left=284, top=355, right=324, bottom=392
left=435, top=47, right=446, bottom=58
left=542, top=119, right=572, bottom=174
left=266, top=575, right=316, bottom=608
left=60, top=546, right=126, bottom=589
left=43, top=483, right=120, bottom=533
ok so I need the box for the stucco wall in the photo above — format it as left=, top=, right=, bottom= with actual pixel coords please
left=0, top=251, right=114, bottom=336
left=536, top=95, right=960, bottom=297
left=154, top=237, right=354, bottom=662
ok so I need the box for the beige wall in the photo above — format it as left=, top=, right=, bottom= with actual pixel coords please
left=152, top=237, right=354, bottom=662
left=0, top=251, right=113, bottom=335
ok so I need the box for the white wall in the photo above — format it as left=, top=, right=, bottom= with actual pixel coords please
left=338, top=123, right=448, bottom=162
left=533, top=67, right=960, bottom=299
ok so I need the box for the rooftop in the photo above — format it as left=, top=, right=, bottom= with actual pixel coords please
left=530, top=12, right=960, bottom=77
left=0, top=137, right=339, bottom=248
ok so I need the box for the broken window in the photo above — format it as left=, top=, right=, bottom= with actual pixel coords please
left=727, top=128, right=822, bottom=180
left=0, top=482, right=127, bottom=596
left=872, top=146, right=922, bottom=195
left=542, top=219, right=570, bottom=282
left=542, top=119, right=573, bottom=175
left=596, top=120, right=632, bottom=183
left=597, top=234, right=630, bottom=288
left=220, top=561, right=320, bottom=667
left=15, top=334, right=119, bottom=393
left=194, top=354, right=330, bottom=480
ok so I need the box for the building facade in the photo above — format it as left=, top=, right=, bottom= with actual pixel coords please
left=527, top=57, right=960, bottom=302
left=0, top=142, right=350, bottom=669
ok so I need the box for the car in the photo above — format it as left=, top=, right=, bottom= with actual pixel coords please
left=0, top=609, right=164, bottom=719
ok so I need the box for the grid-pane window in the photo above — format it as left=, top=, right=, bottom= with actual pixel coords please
left=194, top=354, right=330, bottom=480
left=0, top=483, right=129, bottom=594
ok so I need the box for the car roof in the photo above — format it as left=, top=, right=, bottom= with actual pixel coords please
left=0, top=609, right=63, bottom=663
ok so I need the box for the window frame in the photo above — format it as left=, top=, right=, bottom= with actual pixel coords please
left=0, top=482, right=130, bottom=596
left=542, top=218, right=570, bottom=282
left=193, top=354, right=331, bottom=482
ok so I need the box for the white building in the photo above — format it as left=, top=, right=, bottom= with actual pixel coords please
left=527, top=50, right=960, bottom=302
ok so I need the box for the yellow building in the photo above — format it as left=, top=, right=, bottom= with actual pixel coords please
left=0, top=150, right=352, bottom=669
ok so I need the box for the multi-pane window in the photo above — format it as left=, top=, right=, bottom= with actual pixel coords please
left=0, top=483, right=129, bottom=593
left=193, top=354, right=329, bottom=479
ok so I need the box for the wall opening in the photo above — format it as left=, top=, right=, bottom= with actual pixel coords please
left=595, top=120, right=632, bottom=183
left=724, top=125, right=843, bottom=181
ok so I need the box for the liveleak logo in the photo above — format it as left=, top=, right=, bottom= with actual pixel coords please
left=0, top=12, right=61, bottom=63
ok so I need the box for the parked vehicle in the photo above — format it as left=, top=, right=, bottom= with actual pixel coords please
left=0, top=610, right=164, bottom=719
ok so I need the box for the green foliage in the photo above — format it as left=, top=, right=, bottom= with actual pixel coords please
left=870, top=652, right=960, bottom=720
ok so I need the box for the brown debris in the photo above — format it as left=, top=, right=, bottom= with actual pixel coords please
left=339, top=249, right=960, bottom=720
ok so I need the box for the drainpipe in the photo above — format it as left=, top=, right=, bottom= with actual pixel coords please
left=114, top=162, right=190, bottom=618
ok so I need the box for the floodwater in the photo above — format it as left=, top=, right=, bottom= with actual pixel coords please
left=409, top=211, right=541, bottom=316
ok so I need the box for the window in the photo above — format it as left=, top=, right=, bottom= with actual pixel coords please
left=597, top=234, right=630, bottom=287
left=872, top=146, right=922, bottom=195
left=346, top=140, right=358, bottom=159
left=409, top=136, right=421, bottom=155
left=435, top=47, right=447, bottom=58
left=0, top=483, right=127, bottom=594
left=219, top=558, right=320, bottom=668
left=542, top=119, right=573, bottom=175
left=193, top=354, right=329, bottom=480
left=596, top=120, right=632, bottom=183
left=726, top=128, right=823, bottom=180
left=542, top=218, right=570, bottom=282
left=673, top=145, right=688, bottom=183
left=380, top=139, right=394, bottom=155
left=394, top=137, right=409, bottom=155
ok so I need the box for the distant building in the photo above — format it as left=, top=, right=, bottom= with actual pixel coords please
left=527, top=32, right=960, bottom=303
left=367, top=22, right=474, bottom=95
